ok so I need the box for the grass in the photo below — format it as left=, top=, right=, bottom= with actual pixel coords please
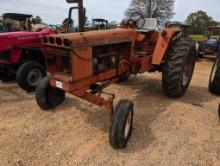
left=189, top=35, right=204, bottom=43
left=190, top=34, right=220, bottom=43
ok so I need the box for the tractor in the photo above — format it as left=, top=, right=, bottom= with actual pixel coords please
left=35, top=0, right=196, bottom=149
left=0, top=13, right=56, bottom=91
left=197, top=27, right=220, bottom=58
left=1, top=13, right=33, bottom=32
left=91, top=18, right=108, bottom=30
left=0, top=1, right=85, bottom=91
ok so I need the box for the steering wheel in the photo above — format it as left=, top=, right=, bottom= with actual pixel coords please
left=45, top=24, right=59, bottom=32
left=130, top=12, right=145, bottom=29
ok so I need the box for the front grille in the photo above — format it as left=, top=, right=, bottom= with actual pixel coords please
left=0, top=50, right=11, bottom=61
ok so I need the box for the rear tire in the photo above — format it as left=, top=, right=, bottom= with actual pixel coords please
left=16, top=61, right=46, bottom=92
left=109, top=100, right=134, bottom=149
left=35, top=77, right=65, bottom=110
left=162, top=37, right=196, bottom=97
left=209, top=56, right=220, bottom=95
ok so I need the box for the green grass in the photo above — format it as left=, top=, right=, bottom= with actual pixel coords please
left=189, top=35, right=204, bottom=43
left=190, top=34, right=220, bottom=42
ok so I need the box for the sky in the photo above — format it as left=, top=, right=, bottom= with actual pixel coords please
left=0, top=0, right=220, bottom=25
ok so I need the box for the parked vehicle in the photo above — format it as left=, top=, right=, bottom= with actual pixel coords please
left=0, top=28, right=55, bottom=91
left=0, top=2, right=84, bottom=91
left=35, top=4, right=196, bottom=149
left=197, top=27, right=220, bottom=57
left=91, top=18, right=108, bottom=30
left=1, top=13, right=33, bottom=32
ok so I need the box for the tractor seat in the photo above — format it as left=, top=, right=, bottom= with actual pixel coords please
left=137, top=18, right=157, bottom=33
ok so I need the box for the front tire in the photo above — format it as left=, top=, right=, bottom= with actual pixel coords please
left=162, top=37, right=196, bottom=97
left=109, top=100, right=134, bottom=149
left=16, top=61, right=46, bottom=92
left=35, top=77, right=65, bottom=110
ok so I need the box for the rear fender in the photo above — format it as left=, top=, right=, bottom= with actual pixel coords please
left=151, top=29, right=181, bottom=65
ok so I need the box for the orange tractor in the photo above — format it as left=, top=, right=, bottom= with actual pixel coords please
left=35, top=0, right=196, bottom=149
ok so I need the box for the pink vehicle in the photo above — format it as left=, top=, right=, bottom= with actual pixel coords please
left=0, top=13, right=55, bottom=91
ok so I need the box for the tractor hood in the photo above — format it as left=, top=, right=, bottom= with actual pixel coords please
left=0, top=28, right=54, bottom=39
left=42, top=29, right=136, bottom=48
left=0, top=28, right=55, bottom=52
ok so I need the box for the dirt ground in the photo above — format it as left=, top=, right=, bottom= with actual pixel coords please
left=0, top=59, right=220, bottom=166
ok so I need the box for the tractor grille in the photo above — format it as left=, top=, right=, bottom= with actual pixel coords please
left=0, top=50, right=11, bottom=61
left=42, top=36, right=70, bottom=47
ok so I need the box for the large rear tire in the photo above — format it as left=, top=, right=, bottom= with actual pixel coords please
left=209, top=56, right=220, bottom=95
left=35, top=77, right=65, bottom=111
left=16, top=61, right=46, bottom=92
left=162, top=37, right=196, bottom=97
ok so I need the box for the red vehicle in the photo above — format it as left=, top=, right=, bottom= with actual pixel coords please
left=0, top=14, right=55, bottom=91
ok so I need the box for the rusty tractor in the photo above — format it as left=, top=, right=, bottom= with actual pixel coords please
left=35, top=1, right=196, bottom=149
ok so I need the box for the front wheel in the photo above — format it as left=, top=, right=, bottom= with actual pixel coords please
left=162, top=37, right=196, bottom=97
left=35, top=77, right=65, bottom=111
left=16, top=61, right=46, bottom=92
left=109, top=100, right=134, bottom=149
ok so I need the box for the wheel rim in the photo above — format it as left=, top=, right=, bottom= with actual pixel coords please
left=26, top=69, right=43, bottom=86
left=124, top=111, right=132, bottom=139
left=182, top=48, right=195, bottom=86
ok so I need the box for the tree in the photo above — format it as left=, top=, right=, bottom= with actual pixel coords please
left=84, top=16, right=90, bottom=27
left=185, top=10, right=219, bottom=35
left=32, top=16, right=42, bottom=24
left=125, top=0, right=175, bottom=25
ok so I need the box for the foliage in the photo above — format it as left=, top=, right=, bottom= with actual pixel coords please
left=190, top=35, right=204, bottom=43
left=125, top=0, right=175, bottom=25
left=185, top=10, right=220, bottom=35
left=84, top=16, right=90, bottom=27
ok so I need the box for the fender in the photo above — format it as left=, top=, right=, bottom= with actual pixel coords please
left=151, top=28, right=181, bottom=65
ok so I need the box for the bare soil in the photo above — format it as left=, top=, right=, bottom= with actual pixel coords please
left=0, top=59, right=220, bottom=166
